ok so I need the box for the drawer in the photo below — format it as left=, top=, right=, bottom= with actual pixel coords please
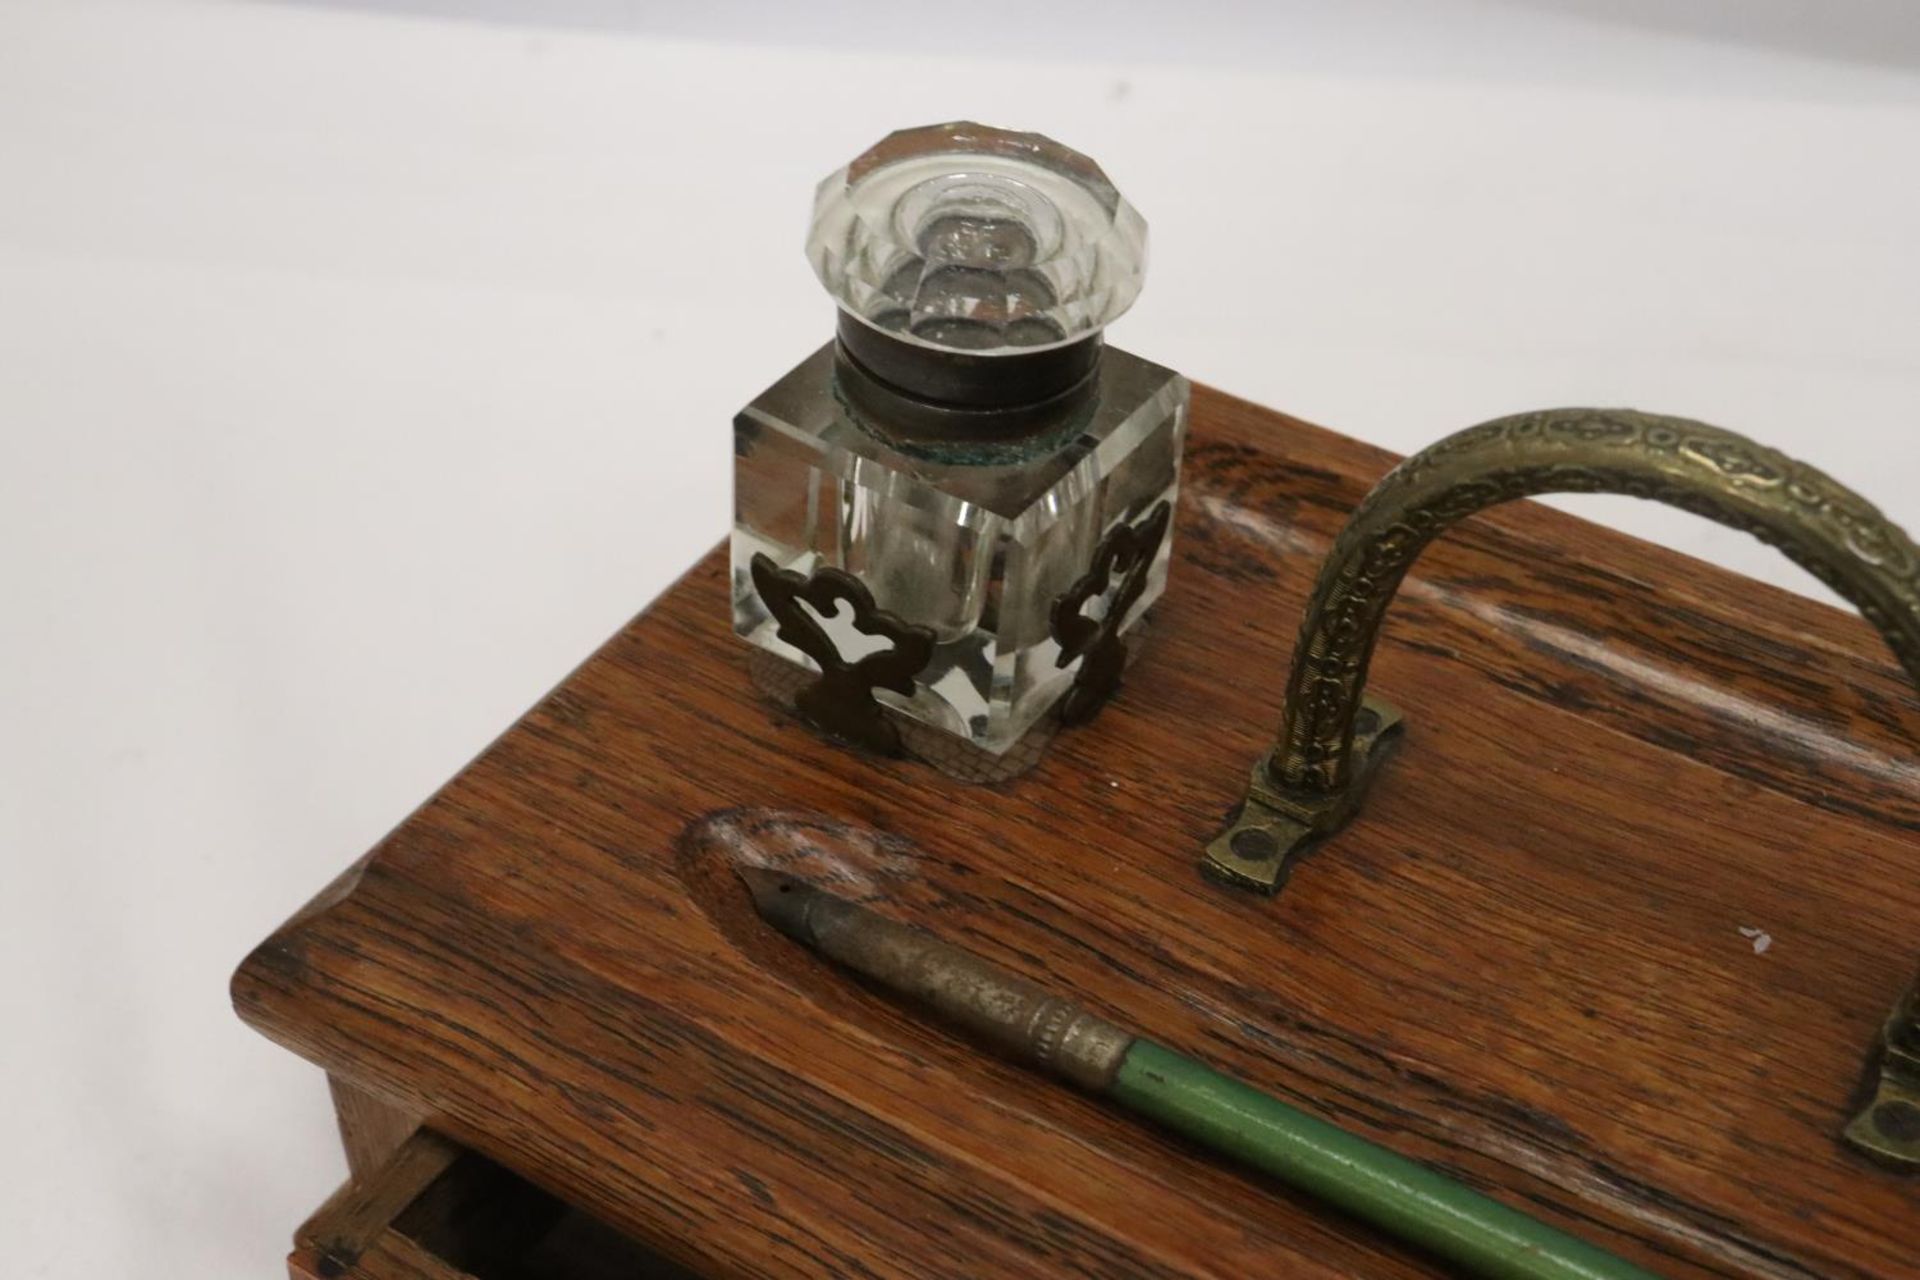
left=288, top=1130, right=699, bottom=1280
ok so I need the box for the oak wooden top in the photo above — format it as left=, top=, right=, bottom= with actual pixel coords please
left=235, top=386, right=1920, bottom=1278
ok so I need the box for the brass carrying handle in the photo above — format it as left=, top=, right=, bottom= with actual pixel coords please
left=1202, top=407, right=1920, bottom=1168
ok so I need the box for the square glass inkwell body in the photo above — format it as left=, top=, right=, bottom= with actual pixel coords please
left=731, top=122, right=1188, bottom=778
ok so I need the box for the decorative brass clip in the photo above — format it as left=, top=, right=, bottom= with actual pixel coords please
left=1202, top=407, right=1920, bottom=1168
left=748, top=555, right=934, bottom=757
left=1052, top=501, right=1173, bottom=725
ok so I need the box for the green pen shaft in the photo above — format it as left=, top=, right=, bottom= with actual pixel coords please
left=1112, top=1039, right=1653, bottom=1280
left=740, top=867, right=1659, bottom=1280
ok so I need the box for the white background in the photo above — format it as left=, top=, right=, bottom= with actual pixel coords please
left=2, top=1, right=1916, bottom=1275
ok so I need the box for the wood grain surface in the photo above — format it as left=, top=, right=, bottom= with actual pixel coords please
left=235, top=386, right=1920, bottom=1278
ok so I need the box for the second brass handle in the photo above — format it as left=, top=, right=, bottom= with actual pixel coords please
left=1202, top=407, right=1920, bottom=1168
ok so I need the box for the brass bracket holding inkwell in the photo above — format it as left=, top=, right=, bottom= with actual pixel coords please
left=730, top=122, right=1188, bottom=781
left=747, top=556, right=935, bottom=757
left=1051, top=500, right=1173, bottom=726
left=1204, top=406, right=1920, bottom=1168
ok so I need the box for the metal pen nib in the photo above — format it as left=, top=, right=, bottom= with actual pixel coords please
left=737, top=866, right=822, bottom=946
left=736, top=866, right=1134, bottom=1091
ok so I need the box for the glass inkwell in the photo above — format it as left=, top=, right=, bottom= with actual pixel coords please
left=731, top=122, right=1189, bottom=779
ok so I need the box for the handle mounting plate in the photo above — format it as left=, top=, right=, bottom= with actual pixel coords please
left=1203, top=695, right=1403, bottom=893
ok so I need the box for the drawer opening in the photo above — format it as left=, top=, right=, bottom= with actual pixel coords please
left=295, top=1131, right=706, bottom=1280
left=391, top=1150, right=703, bottom=1280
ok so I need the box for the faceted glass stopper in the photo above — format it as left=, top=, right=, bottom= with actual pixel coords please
left=807, top=121, right=1148, bottom=353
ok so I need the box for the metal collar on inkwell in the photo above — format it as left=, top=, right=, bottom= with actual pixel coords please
left=832, top=312, right=1102, bottom=447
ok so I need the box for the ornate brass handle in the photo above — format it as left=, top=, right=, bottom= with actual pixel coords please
left=1202, top=407, right=1920, bottom=1168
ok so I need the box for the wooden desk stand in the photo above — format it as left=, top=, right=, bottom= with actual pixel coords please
left=235, top=387, right=1920, bottom=1278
